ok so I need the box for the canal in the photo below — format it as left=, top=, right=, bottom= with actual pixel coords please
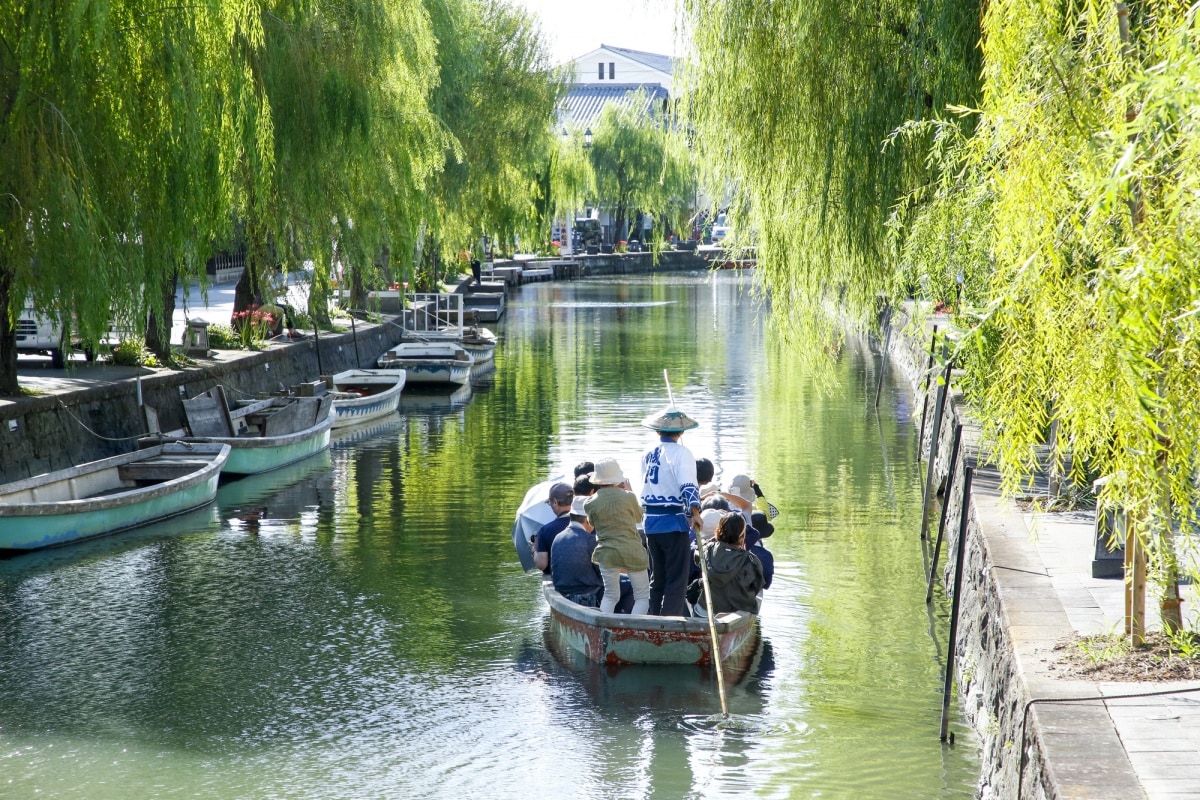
left=0, top=272, right=980, bottom=798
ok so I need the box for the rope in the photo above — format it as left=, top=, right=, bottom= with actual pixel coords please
left=1016, top=685, right=1200, bottom=796
left=56, top=399, right=147, bottom=443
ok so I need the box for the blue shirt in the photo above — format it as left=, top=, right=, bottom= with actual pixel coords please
left=640, top=436, right=700, bottom=535
left=534, top=514, right=570, bottom=574
left=550, top=522, right=604, bottom=603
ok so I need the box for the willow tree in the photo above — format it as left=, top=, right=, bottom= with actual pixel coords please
left=683, top=0, right=981, bottom=340
left=686, top=0, right=1200, bottom=624
left=228, top=0, right=444, bottom=318
left=0, top=1, right=239, bottom=392
left=588, top=100, right=696, bottom=245
left=417, top=0, right=563, bottom=281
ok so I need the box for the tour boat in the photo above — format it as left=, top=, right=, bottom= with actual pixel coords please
left=0, top=442, right=231, bottom=552
left=513, top=477, right=761, bottom=666
left=329, top=368, right=406, bottom=428
left=178, top=386, right=334, bottom=475
left=376, top=341, right=474, bottom=385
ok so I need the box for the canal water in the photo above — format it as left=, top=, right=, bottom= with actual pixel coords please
left=0, top=273, right=980, bottom=798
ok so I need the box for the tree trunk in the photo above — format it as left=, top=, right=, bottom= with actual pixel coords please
left=145, top=270, right=179, bottom=361
left=0, top=262, right=19, bottom=396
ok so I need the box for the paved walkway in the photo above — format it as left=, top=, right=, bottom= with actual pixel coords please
left=1030, top=510, right=1200, bottom=799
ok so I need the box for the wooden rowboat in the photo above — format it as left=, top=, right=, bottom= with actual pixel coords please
left=0, top=442, right=231, bottom=552
left=543, top=579, right=759, bottom=667
left=377, top=342, right=474, bottom=385
left=179, top=386, right=334, bottom=476
left=329, top=368, right=406, bottom=428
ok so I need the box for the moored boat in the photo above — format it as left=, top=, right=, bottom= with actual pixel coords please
left=329, top=368, right=406, bottom=428
left=459, top=326, right=498, bottom=364
left=543, top=579, right=759, bottom=667
left=377, top=341, right=474, bottom=385
left=0, top=442, right=231, bottom=552
left=178, top=386, right=334, bottom=475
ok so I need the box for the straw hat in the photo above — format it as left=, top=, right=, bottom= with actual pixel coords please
left=641, top=406, right=699, bottom=432
left=589, top=458, right=626, bottom=486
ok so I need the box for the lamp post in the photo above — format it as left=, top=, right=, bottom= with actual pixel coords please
left=584, top=128, right=593, bottom=149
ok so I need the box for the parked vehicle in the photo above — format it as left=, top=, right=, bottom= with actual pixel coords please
left=711, top=211, right=732, bottom=242
left=16, top=305, right=68, bottom=368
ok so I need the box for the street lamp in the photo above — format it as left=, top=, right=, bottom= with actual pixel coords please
left=584, top=128, right=593, bottom=149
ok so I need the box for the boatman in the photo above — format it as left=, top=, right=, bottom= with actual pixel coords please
left=639, top=405, right=702, bottom=616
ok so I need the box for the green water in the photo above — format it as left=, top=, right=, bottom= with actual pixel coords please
left=0, top=272, right=980, bottom=798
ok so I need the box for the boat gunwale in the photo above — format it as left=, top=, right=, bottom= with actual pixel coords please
left=0, top=442, right=231, bottom=516
left=179, top=406, right=335, bottom=449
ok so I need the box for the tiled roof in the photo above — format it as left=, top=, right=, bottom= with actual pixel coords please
left=601, top=44, right=675, bottom=76
left=559, top=83, right=669, bottom=130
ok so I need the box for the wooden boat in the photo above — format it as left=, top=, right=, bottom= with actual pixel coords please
left=329, top=368, right=406, bottom=428
left=0, top=442, right=231, bottom=552
left=376, top=341, right=474, bottom=385
left=459, top=326, right=498, bottom=364
left=179, top=385, right=334, bottom=476
left=543, top=579, right=760, bottom=667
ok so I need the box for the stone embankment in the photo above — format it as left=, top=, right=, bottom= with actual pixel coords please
left=890, top=305, right=1145, bottom=799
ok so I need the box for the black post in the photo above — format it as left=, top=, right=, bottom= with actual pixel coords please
left=940, top=466, right=973, bottom=743
left=915, top=326, right=939, bottom=462
left=350, top=314, right=362, bottom=368
left=920, top=359, right=954, bottom=537
left=927, top=422, right=963, bottom=603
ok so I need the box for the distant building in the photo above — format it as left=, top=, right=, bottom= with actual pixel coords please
left=560, top=44, right=675, bottom=131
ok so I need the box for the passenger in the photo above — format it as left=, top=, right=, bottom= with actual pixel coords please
left=533, top=482, right=574, bottom=574
left=639, top=405, right=702, bottom=616
left=549, top=496, right=605, bottom=607
left=694, top=512, right=764, bottom=615
left=551, top=496, right=634, bottom=613
left=573, top=473, right=596, bottom=499
left=696, top=457, right=715, bottom=487
left=749, top=510, right=776, bottom=591
left=584, top=458, right=651, bottom=616
left=574, top=461, right=595, bottom=479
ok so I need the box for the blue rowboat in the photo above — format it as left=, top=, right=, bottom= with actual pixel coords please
left=330, top=368, right=406, bottom=429
left=0, top=442, right=231, bottom=552
left=180, top=388, right=335, bottom=476
left=376, top=342, right=474, bottom=385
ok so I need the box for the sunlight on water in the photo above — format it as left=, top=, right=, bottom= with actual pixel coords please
left=0, top=273, right=979, bottom=798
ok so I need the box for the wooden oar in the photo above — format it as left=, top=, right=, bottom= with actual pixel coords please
left=696, top=538, right=730, bottom=717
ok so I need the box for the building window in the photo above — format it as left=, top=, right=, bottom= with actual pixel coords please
left=609, top=62, right=615, bottom=79
left=598, top=62, right=604, bottom=79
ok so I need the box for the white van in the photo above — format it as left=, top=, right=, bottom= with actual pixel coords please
left=16, top=305, right=67, bottom=368
left=711, top=211, right=731, bottom=242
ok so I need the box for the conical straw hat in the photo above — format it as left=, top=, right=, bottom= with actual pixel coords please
left=641, top=406, right=699, bottom=432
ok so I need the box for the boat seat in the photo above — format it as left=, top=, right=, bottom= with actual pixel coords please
left=118, top=461, right=207, bottom=483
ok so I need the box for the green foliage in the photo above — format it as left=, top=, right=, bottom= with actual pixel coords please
left=110, top=339, right=159, bottom=368
left=587, top=100, right=697, bottom=246
left=206, top=324, right=243, bottom=350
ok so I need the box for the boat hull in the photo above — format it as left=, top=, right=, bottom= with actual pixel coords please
left=544, top=582, right=759, bottom=666
left=0, top=443, right=230, bottom=552
left=331, top=369, right=406, bottom=429
left=402, top=361, right=472, bottom=385
left=190, top=411, right=334, bottom=475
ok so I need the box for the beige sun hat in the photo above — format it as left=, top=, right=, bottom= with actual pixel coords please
left=640, top=406, right=700, bottom=432
left=570, top=495, right=589, bottom=516
left=726, top=474, right=756, bottom=507
left=589, top=458, right=627, bottom=486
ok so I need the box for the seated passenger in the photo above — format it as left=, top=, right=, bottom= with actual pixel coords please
left=533, top=482, right=574, bottom=574
left=694, top=512, right=764, bottom=615
left=550, top=496, right=605, bottom=607
left=748, top=510, right=775, bottom=590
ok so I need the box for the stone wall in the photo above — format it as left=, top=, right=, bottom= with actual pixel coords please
left=0, top=319, right=404, bottom=485
left=889, top=305, right=1142, bottom=799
